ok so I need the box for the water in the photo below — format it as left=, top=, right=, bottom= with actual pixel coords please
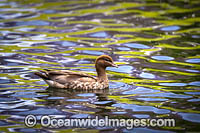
left=0, top=0, right=200, bottom=132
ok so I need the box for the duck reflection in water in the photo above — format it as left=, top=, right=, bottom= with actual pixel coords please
left=44, top=87, right=115, bottom=115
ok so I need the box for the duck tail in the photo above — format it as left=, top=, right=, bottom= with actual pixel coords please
left=34, top=71, right=50, bottom=80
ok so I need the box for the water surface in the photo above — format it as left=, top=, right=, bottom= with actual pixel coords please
left=0, top=0, right=200, bottom=132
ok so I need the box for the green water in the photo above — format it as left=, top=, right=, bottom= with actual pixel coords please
left=0, top=0, right=200, bottom=132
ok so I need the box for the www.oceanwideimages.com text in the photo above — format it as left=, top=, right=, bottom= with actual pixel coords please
left=24, top=115, right=175, bottom=129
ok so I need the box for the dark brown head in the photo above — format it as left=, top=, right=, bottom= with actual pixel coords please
left=95, top=55, right=118, bottom=69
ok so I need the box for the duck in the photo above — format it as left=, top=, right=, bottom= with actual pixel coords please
left=34, top=55, right=118, bottom=90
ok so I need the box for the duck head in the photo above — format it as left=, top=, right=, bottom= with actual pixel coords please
left=95, top=55, right=117, bottom=82
left=95, top=55, right=118, bottom=69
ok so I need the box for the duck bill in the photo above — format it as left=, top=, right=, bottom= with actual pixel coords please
left=111, top=63, right=118, bottom=68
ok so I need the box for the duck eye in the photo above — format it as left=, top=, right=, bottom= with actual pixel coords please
left=104, top=58, right=111, bottom=62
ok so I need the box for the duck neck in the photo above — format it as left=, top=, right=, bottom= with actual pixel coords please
left=96, top=65, right=108, bottom=82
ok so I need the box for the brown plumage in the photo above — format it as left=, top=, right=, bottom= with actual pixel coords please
left=34, top=55, right=118, bottom=90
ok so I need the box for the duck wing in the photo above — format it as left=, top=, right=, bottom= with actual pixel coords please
left=35, top=69, right=97, bottom=84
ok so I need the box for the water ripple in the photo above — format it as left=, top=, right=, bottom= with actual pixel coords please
left=0, top=0, right=199, bottom=132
